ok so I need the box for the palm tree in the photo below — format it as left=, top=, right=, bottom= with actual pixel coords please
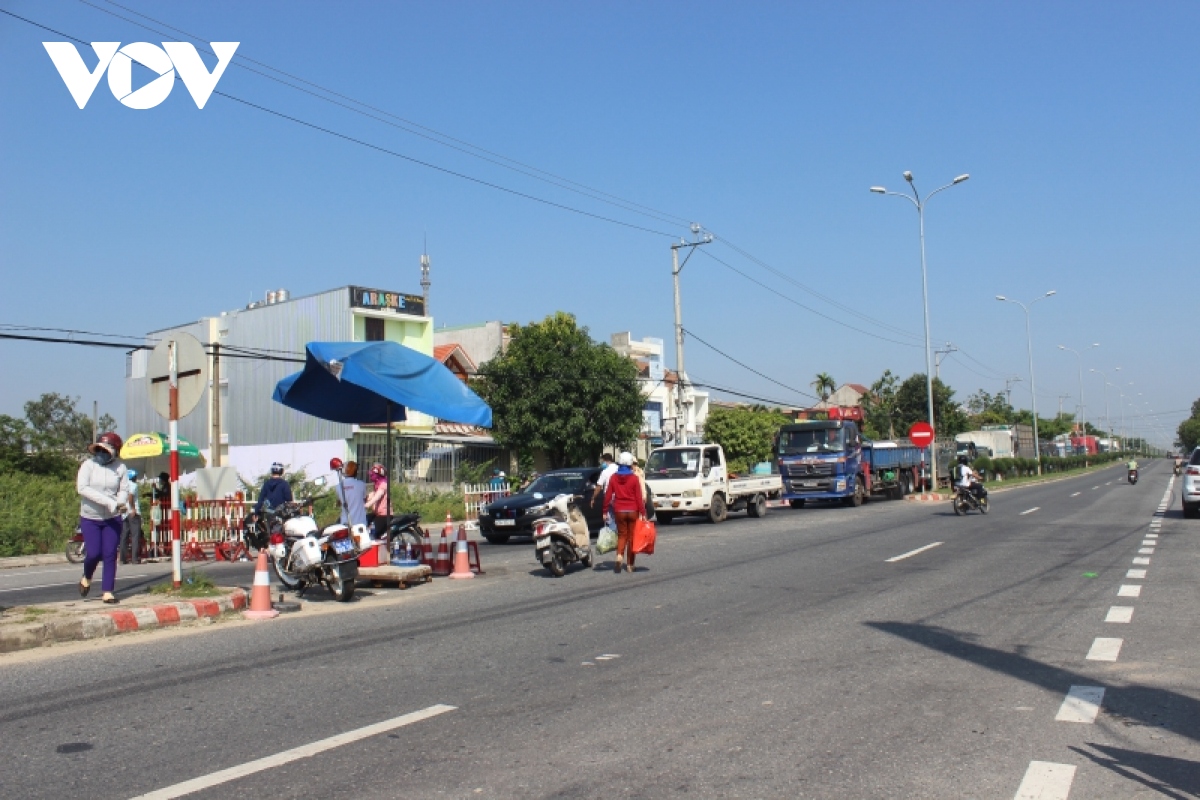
left=811, top=373, right=836, bottom=404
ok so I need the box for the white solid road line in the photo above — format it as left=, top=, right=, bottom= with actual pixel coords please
left=1055, top=685, right=1106, bottom=723
left=1087, top=637, right=1123, bottom=662
left=0, top=581, right=87, bottom=594
left=1070, top=492, right=1081, bottom=497
left=1105, top=606, right=1134, bottom=623
left=885, top=542, right=943, bottom=563
left=1127, top=569, right=1147, bottom=579
left=1020, top=507, right=1040, bottom=515
left=1014, top=761, right=1076, bottom=800
left=129, top=704, right=456, bottom=800
left=1118, top=585, right=1143, bottom=598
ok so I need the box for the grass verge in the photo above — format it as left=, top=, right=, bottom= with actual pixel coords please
left=147, top=569, right=224, bottom=598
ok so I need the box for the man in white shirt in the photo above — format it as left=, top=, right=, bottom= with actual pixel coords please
left=593, top=453, right=618, bottom=525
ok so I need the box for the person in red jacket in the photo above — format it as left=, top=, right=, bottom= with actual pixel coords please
left=603, top=451, right=645, bottom=574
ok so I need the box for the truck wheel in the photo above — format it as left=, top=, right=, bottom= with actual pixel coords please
left=747, top=494, right=767, bottom=518
left=657, top=512, right=678, bottom=525
left=708, top=494, right=728, bottom=524
left=844, top=479, right=864, bottom=507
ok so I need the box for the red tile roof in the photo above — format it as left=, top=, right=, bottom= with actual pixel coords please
left=434, top=343, right=477, bottom=372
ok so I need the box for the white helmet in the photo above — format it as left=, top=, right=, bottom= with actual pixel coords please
left=617, top=451, right=634, bottom=466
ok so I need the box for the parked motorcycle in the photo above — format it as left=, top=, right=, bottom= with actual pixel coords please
left=384, top=513, right=426, bottom=564
left=65, top=524, right=84, bottom=563
left=533, top=494, right=593, bottom=576
left=952, top=484, right=989, bottom=515
left=1128, top=468, right=1139, bottom=485
left=267, top=499, right=360, bottom=602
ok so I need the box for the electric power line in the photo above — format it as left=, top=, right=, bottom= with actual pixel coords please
left=681, top=328, right=819, bottom=402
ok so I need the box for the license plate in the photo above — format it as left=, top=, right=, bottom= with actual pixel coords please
left=495, top=519, right=515, bottom=527
left=332, top=539, right=354, bottom=554
left=802, top=481, right=818, bottom=487
left=535, top=537, right=551, bottom=549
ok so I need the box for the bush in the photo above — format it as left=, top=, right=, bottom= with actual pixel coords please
left=0, top=472, right=78, bottom=557
left=972, top=455, right=993, bottom=477
left=991, top=458, right=1012, bottom=479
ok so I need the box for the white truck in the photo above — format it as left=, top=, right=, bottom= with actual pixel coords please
left=644, top=443, right=782, bottom=524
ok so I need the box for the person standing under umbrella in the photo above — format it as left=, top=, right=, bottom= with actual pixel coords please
left=337, top=461, right=369, bottom=529
left=77, top=432, right=132, bottom=604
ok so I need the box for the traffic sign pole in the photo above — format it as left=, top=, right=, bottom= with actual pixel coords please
left=170, top=340, right=182, bottom=589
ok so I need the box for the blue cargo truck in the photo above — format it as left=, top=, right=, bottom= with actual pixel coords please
left=776, top=420, right=924, bottom=508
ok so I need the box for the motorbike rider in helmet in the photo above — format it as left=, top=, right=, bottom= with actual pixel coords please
left=256, top=462, right=294, bottom=513
left=956, top=454, right=986, bottom=500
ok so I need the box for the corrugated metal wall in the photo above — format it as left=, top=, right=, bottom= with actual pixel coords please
left=222, top=290, right=353, bottom=446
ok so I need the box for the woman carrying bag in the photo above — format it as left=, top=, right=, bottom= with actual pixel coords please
left=603, top=451, right=646, bottom=574
left=77, top=432, right=132, bottom=604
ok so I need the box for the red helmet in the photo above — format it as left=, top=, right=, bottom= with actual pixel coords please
left=329, top=457, right=344, bottom=471
left=89, top=431, right=123, bottom=457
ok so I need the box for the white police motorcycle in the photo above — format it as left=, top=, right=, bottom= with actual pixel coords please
left=533, top=494, right=593, bottom=577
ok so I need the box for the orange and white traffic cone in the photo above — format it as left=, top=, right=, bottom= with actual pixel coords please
left=449, top=525, right=474, bottom=580
left=242, top=550, right=279, bottom=619
left=442, top=512, right=454, bottom=537
left=433, top=527, right=452, bottom=576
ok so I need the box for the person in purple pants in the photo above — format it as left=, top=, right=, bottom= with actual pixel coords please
left=76, top=431, right=132, bottom=604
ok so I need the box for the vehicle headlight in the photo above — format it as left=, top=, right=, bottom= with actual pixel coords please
left=682, top=489, right=703, bottom=498
left=524, top=503, right=550, bottom=517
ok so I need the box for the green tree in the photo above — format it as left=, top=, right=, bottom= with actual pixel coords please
left=703, top=406, right=791, bottom=474
left=965, top=390, right=1016, bottom=426
left=894, top=373, right=969, bottom=437
left=1178, top=412, right=1200, bottom=453
left=860, top=370, right=898, bottom=439
left=23, top=393, right=115, bottom=456
left=477, top=312, right=644, bottom=469
left=811, top=373, right=836, bottom=402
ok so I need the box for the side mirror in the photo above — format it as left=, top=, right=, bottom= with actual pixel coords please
left=313, top=476, right=327, bottom=487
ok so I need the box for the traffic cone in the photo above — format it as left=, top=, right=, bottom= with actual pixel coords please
left=432, top=527, right=452, bottom=576
left=449, top=525, right=474, bottom=580
left=242, top=550, right=279, bottom=619
left=442, top=512, right=454, bottom=537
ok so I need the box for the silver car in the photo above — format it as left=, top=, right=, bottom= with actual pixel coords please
left=1183, top=448, right=1200, bottom=518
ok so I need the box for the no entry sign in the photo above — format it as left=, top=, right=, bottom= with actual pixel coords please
left=908, top=421, right=935, bottom=448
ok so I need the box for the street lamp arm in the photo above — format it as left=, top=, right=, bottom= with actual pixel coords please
left=924, top=181, right=961, bottom=204
left=881, top=190, right=920, bottom=209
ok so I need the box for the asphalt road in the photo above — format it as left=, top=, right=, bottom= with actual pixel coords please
left=2, top=460, right=1196, bottom=799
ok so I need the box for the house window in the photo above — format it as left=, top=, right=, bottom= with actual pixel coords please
left=365, top=317, right=385, bottom=341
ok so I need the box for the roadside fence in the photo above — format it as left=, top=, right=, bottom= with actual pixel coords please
left=462, top=482, right=511, bottom=527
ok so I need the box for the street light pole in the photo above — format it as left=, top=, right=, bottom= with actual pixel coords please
left=996, top=290, right=1055, bottom=474
left=871, top=171, right=969, bottom=490
left=1090, top=368, right=1111, bottom=453
left=1058, top=342, right=1099, bottom=462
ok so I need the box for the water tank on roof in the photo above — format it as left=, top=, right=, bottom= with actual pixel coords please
left=276, top=288, right=289, bottom=302
left=266, top=291, right=277, bottom=304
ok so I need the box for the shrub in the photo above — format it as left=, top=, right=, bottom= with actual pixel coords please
left=972, top=455, right=993, bottom=477
left=0, top=472, right=78, bottom=557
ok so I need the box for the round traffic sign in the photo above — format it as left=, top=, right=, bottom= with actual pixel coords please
left=908, top=421, right=935, bottom=448
left=147, top=332, right=208, bottom=420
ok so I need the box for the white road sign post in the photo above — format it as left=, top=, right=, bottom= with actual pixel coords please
left=147, top=333, right=207, bottom=589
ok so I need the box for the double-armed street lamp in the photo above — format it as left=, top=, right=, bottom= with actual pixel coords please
left=996, top=290, right=1055, bottom=473
left=871, top=171, right=969, bottom=488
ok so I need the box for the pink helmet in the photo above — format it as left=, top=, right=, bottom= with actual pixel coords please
left=369, top=463, right=386, bottom=478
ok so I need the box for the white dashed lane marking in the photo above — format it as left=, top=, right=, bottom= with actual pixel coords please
left=1070, top=492, right=1081, bottom=497
left=1055, top=685, right=1106, bottom=723
left=885, top=542, right=943, bottom=562
left=1133, top=557, right=1151, bottom=565
left=1127, top=569, right=1147, bottom=579
left=1105, top=606, right=1134, bottom=623
left=1014, top=761, right=1076, bottom=799
left=1139, top=548, right=1155, bottom=555
left=1117, top=585, right=1142, bottom=598
left=1086, top=637, right=1123, bottom=662
left=1020, top=507, right=1040, bottom=516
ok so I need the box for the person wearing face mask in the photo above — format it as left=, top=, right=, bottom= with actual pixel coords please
left=76, top=432, right=132, bottom=604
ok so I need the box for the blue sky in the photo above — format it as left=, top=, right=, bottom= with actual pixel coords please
left=0, top=1, right=1192, bottom=447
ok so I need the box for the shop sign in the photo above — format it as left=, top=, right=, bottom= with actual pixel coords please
left=349, top=286, right=425, bottom=317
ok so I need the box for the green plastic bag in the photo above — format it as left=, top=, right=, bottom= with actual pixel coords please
left=595, top=526, right=617, bottom=554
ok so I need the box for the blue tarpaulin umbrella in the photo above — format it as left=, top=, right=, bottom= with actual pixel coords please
left=273, top=341, right=492, bottom=529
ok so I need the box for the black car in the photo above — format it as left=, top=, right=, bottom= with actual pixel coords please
left=478, top=467, right=605, bottom=543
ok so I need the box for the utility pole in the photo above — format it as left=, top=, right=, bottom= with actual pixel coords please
left=92, top=400, right=98, bottom=443
left=933, top=342, right=957, bottom=379
left=1003, top=376, right=1023, bottom=407
left=1057, top=393, right=1070, bottom=420
left=210, top=343, right=221, bottom=467
left=671, top=224, right=713, bottom=442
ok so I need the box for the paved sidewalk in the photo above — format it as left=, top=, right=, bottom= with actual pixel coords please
left=0, top=553, right=69, bottom=570
left=0, top=587, right=247, bottom=654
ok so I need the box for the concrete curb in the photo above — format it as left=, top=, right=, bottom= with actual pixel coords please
left=0, top=553, right=69, bottom=570
left=904, top=493, right=946, bottom=503
left=0, top=589, right=247, bottom=654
